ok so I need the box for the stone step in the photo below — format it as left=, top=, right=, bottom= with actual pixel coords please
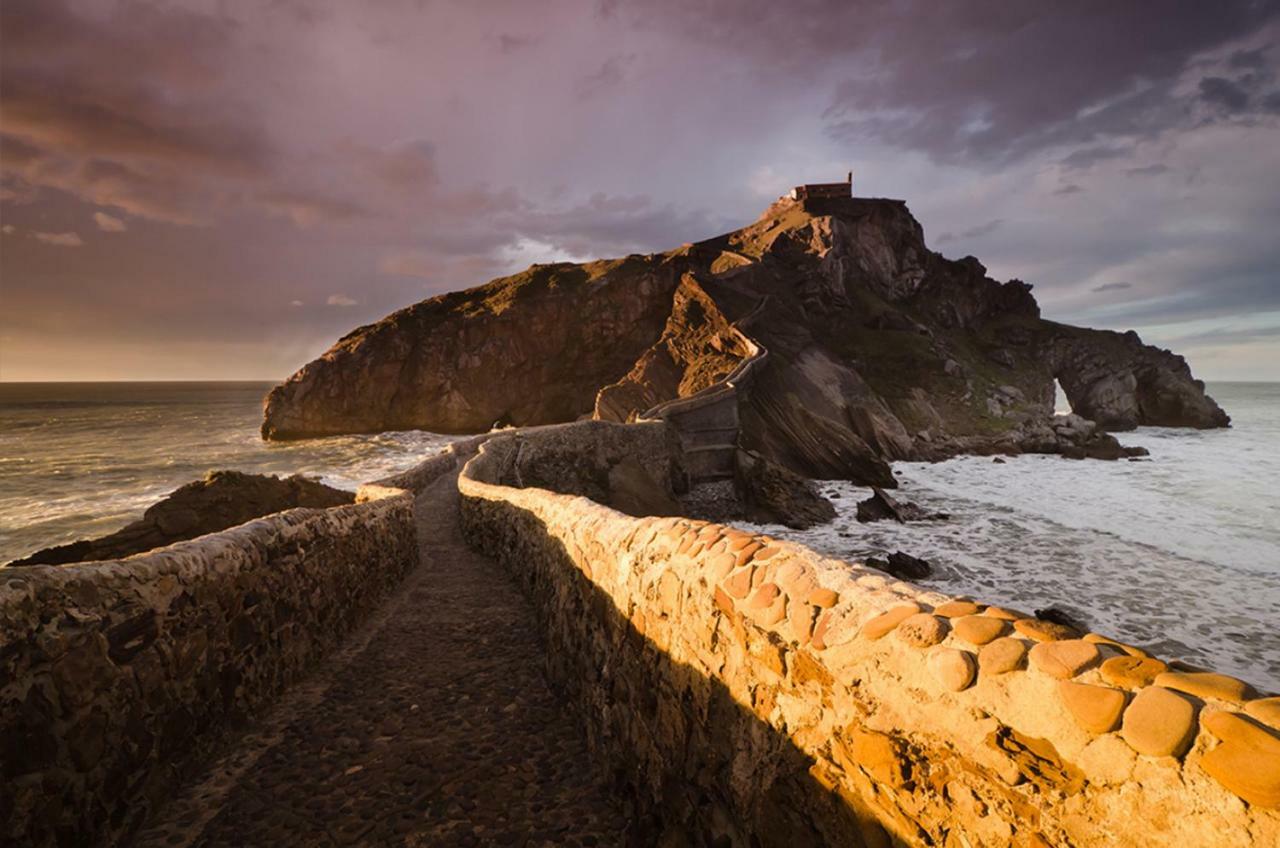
left=683, top=445, right=737, bottom=480
left=680, top=428, right=740, bottom=448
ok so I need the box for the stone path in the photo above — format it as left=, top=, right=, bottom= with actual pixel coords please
left=135, top=471, right=629, bottom=847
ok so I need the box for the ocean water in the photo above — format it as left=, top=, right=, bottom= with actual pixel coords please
left=0, top=382, right=452, bottom=565
left=744, top=382, right=1280, bottom=693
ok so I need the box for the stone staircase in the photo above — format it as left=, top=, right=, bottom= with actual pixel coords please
left=639, top=320, right=768, bottom=486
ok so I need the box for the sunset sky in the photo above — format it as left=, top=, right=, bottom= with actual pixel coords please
left=2, top=0, right=1279, bottom=381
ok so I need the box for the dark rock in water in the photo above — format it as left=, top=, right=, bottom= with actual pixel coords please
left=1035, top=605, right=1089, bottom=633
left=856, top=487, right=947, bottom=523
left=736, top=450, right=836, bottom=530
left=992, top=456, right=1007, bottom=464
left=7, top=471, right=355, bottom=567
left=866, top=551, right=933, bottom=580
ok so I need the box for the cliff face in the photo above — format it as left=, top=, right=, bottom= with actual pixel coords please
left=262, top=257, right=683, bottom=438
left=262, top=194, right=1228, bottom=481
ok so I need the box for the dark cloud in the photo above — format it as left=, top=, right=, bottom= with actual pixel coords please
left=803, top=1, right=1278, bottom=162
left=937, top=218, right=1003, bottom=244
left=1230, top=47, right=1270, bottom=70
left=498, top=33, right=537, bottom=53
left=1200, top=76, right=1251, bottom=112
left=1054, top=184, right=1084, bottom=196
left=1060, top=146, right=1130, bottom=171
left=1127, top=164, right=1171, bottom=177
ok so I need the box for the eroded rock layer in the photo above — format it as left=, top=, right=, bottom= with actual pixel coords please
left=263, top=195, right=1228, bottom=481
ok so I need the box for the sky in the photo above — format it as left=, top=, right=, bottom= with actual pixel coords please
left=2, top=0, right=1279, bottom=382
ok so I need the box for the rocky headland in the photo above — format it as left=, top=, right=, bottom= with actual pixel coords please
left=262, top=193, right=1227, bottom=490
left=6, top=471, right=354, bottom=567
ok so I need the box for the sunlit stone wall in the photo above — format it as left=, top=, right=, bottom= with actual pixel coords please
left=459, top=428, right=1280, bottom=847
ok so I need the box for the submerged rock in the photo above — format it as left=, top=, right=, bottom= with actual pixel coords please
left=855, top=486, right=948, bottom=523
left=7, top=471, right=354, bottom=566
left=866, top=551, right=933, bottom=580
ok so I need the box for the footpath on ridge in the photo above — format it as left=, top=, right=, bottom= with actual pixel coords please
left=135, top=470, right=629, bottom=847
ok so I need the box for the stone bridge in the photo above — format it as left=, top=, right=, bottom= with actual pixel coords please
left=3, top=427, right=1278, bottom=845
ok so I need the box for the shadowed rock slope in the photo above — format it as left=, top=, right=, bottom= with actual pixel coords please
left=263, top=194, right=1227, bottom=483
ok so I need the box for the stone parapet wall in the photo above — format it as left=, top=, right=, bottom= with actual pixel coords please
left=459, top=429, right=1280, bottom=846
left=0, top=487, right=418, bottom=847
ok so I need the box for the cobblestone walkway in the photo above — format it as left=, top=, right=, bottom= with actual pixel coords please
left=135, top=471, right=630, bottom=847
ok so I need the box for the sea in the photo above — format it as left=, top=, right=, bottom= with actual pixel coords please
left=0, top=382, right=452, bottom=565
left=2, top=380, right=1277, bottom=692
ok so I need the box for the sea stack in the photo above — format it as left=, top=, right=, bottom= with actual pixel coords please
left=262, top=188, right=1228, bottom=485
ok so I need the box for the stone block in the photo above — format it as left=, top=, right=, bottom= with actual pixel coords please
left=1059, top=681, right=1127, bottom=733
left=1120, top=686, right=1197, bottom=758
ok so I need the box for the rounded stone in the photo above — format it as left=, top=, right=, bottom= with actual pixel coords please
left=806, top=588, right=839, bottom=608
left=859, top=603, right=921, bottom=640
left=1120, top=686, right=1198, bottom=758
left=952, top=615, right=1007, bottom=646
left=1059, top=681, right=1127, bottom=734
left=1244, top=697, right=1280, bottom=729
left=1099, top=655, right=1168, bottom=689
left=1013, top=618, right=1080, bottom=642
left=895, top=613, right=948, bottom=648
left=746, top=583, right=781, bottom=609
left=1083, top=633, right=1150, bottom=657
left=706, top=552, right=738, bottom=582
left=981, top=606, right=1025, bottom=621
left=978, top=637, right=1028, bottom=675
left=934, top=600, right=980, bottom=618
left=1028, top=640, right=1101, bottom=679
left=735, top=542, right=764, bottom=567
left=723, top=567, right=755, bottom=600
left=928, top=647, right=977, bottom=691
left=1200, top=709, right=1280, bottom=807
left=1155, top=671, right=1254, bottom=703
